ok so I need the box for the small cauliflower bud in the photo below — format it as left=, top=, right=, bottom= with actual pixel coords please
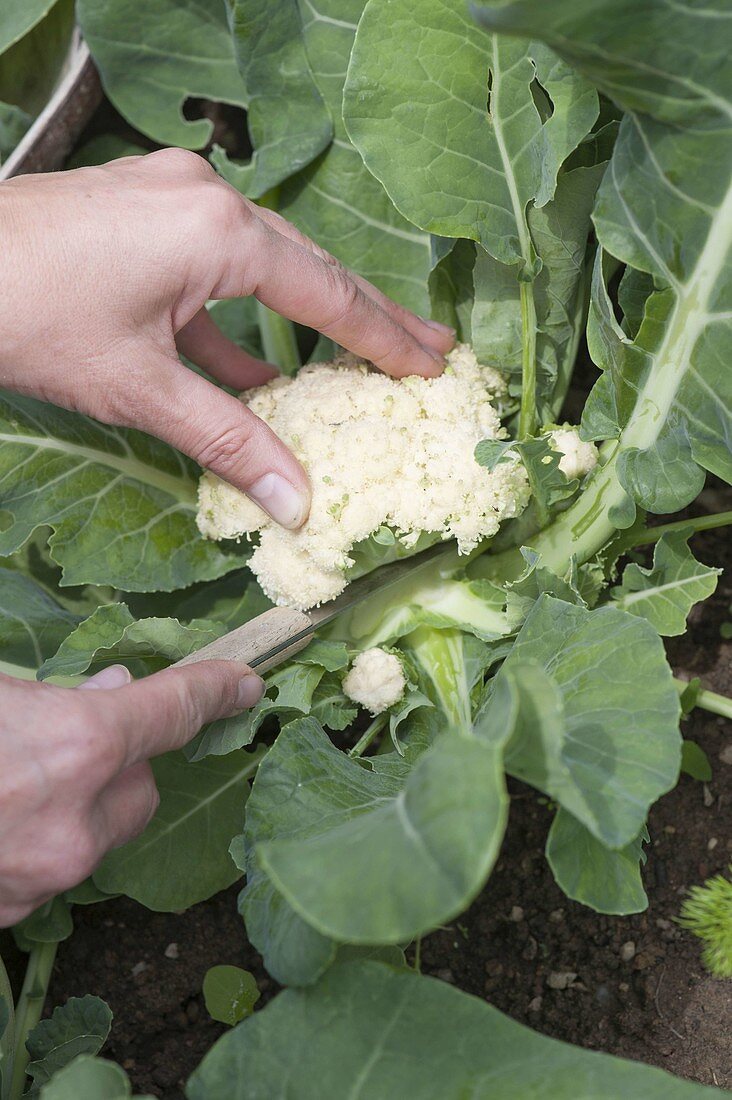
left=342, top=648, right=406, bottom=716
left=549, top=428, right=599, bottom=481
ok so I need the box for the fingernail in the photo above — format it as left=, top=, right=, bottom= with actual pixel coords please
left=236, top=674, right=265, bottom=709
left=248, top=473, right=309, bottom=530
left=421, top=318, right=455, bottom=336
left=78, top=664, right=132, bottom=690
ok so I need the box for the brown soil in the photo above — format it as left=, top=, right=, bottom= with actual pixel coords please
left=2, top=515, right=729, bottom=1098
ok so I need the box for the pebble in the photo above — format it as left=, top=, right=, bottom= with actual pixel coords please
left=130, top=961, right=147, bottom=977
left=549, top=908, right=565, bottom=923
left=522, top=937, right=538, bottom=961
left=618, top=982, right=630, bottom=993
left=547, top=971, right=577, bottom=990
left=655, top=918, right=672, bottom=930
left=435, top=968, right=455, bottom=984
left=509, top=906, right=525, bottom=922
left=620, top=941, right=636, bottom=962
left=719, top=744, right=732, bottom=766
left=703, top=784, right=714, bottom=807
left=708, top=837, right=718, bottom=851
left=164, top=942, right=179, bottom=960
left=528, top=996, right=543, bottom=1013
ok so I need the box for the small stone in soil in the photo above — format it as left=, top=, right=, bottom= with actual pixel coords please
left=620, top=941, right=636, bottom=962
left=130, top=961, right=147, bottom=977
left=718, top=743, right=732, bottom=765
left=549, top=908, right=565, bottom=923
left=509, top=906, right=524, bottom=922
left=528, top=996, right=542, bottom=1013
left=708, top=837, right=718, bottom=850
left=547, top=971, right=577, bottom=990
left=164, top=942, right=179, bottom=959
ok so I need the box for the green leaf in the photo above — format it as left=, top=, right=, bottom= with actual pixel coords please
left=476, top=0, right=732, bottom=514
left=202, top=966, right=260, bottom=1026
left=611, top=531, right=720, bottom=636
left=276, top=0, right=431, bottom=314
left=546, top=810, right=648, bottom=915
left=186, top=660, right=324, bottom=761
left=681, top=740, right=713, bottom=783
left=93, top=749, right=261, bottom=911
left=0, top=0, right=74, bottom=116
left=0, top=393, right=244, bottom=591
left=13, top=896, right=73, bottom=952
left=0, top=568, right=81, bottom=674
left=345, top=2, right=594, bottom=265
left=39, top=1055, right=154, bottom=1099
left=0, top=0, right=58, bottom=54
left=38, top=605, right=223, bottom=680
left=428, top=237, right=476, bottom=338
left=0, top=100, right=31, bottom=160
left=494, top=596, right=681, bottom=847
left=26, top=997, right=112, bottom=1091
left=65, top=135, right=148, bottom=169
left=77, top=0, right=247, bottom=148
left=244, top=715, right=510, bottom=944
left=211, top=0, right=332, bottom=197
left=187, top=960, right=723, bottom=1099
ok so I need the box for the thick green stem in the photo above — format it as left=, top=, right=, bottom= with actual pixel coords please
left=349, top=713, right=388, bottom=758
left=517, top=278, right=538, bottom=439
left=9, top=940, right=58, bottom=1100
left=676, top=680, right=732, bottom=720
left=255, top=189, right=301, bottom=375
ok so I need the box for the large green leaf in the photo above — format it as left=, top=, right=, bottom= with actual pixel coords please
left=77, top=0, right=247, bottom=148
left=475, top=0, right=732, bottom=519
left=93, top=748, right=262, bottom=910
left=0, top=568, right=80, bottom=675
left=276, top=0, right=431, bottom=314
left=0, top=0, right=74, bottom=115
left=494, top=596, right=680, bottom=848
left=39, top=1056, right=154, bottom=1099
left=344, top=0, right=596, bottom=263
left=0, top=393, right=243, bottom=591
left=242, top=714, right=509, bottom=945
left=546, top=809, right=648, bottom=915
left=26, top=996, right=112, bottom=1092
left=38, top=604, right=223, bottom=680
left=210, top=0, right=332, bottom=197
left=0, top=0, right=58, bottom=54
left=611, top=531, right=720, bottom=637
left=187, top=961, right=725, bottom=1099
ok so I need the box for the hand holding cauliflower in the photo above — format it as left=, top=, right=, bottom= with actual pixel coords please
left=197, top=345, right=530, bottom=610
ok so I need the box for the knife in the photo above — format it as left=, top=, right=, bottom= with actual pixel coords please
left=173, top=540, right=457, bottom=675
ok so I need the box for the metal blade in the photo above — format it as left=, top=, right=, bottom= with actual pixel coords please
left=247, top=540, right=457, bottom=670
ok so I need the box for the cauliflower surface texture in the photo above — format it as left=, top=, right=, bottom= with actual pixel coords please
left=342, top=648, right=406, bottom=715
left=197, top=344, right=530, bottom=610
left=549, top=428, right=599, bottom=481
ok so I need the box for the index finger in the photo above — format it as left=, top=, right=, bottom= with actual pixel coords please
left=210, top=204, right=447, bottom=379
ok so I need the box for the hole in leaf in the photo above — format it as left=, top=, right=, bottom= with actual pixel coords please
left=530, top=78, right=553, bottom=124
left=486, top=69, right=493, bottom=118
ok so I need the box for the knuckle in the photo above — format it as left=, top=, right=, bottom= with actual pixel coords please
left=321, top=270, right=361, bottom=331
left=204, top=183, right=249, bottom=233
left=195, top=422, right=257, bottom=477
left=148, top=147, right=212, bottom=178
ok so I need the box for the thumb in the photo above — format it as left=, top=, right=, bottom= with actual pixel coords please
left=104, top=660, right=265, bottom=769
left=133, top=353, right=310, bottom=530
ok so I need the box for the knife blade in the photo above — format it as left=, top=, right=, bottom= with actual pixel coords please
left=174, top=540, right=457, bottom=675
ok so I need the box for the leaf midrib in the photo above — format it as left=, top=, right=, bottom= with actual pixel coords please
left=0, top=429, right=197, bottom=506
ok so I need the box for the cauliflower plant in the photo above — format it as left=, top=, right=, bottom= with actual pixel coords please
left=342, top=648, right=407, bottom=715
left=549, top=427, right=599, bottom=481
left=197, top=344, right=530, bottom=610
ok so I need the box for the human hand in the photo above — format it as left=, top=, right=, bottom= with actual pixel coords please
left=0, top=150, right=454, bottom=529
left=0, top=661, right=263, bottom=926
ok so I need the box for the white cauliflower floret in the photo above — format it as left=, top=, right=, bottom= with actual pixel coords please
left=549, top=427, right=599, bottom=481
left=342, top=648, right=406, bottom=715
left=197, top=344, right=530, bottom=610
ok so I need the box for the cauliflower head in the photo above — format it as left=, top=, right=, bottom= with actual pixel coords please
left=197, top=344, right=530, bottom=610
left=549, top=427, right=599, bottom=481
left=342, top=648, right=406, bottom=715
